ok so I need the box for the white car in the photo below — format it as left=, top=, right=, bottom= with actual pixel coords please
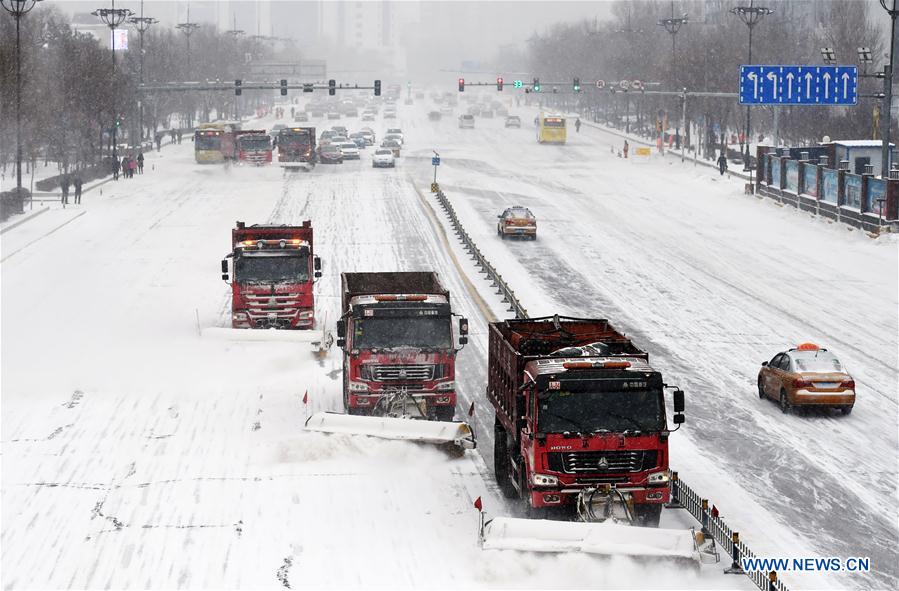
left=383, top=133, right=403, bottom=146
left=372, top=148, right=396, bottom=168
left=459, top=114, right=475, bottom=129
left=358, top=130, right=376, bottom=145
left=337, top=141, right=360, bottom=159
left=385, top=128, right=404, bottom=143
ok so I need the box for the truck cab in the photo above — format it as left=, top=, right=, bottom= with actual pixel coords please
left=337, top=272, right=468, bottom=421
left=221, top=221, right=322, bottom=329
left=489, top=316, right=685, bottom=526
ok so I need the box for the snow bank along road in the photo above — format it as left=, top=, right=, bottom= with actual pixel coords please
left=1, top=100, right=893, bottom=590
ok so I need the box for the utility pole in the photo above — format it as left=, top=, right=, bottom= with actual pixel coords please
left=92, top=0, right=133, bottom=161
left=731, top=0, right=773, bottom=170
left=129, top=0, right=157, bottom=147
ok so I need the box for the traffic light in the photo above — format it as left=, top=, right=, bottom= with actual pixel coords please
left=573, top=77, right=581, bottom=92
left=458, top=78, right=465, bottom=92
left=328, top=79, right=336, bottom=96
left=496, top=77, right=503, bottom=91
left=280, top=79, right=287, bottom=96
left=234, top=79, right=242, bottom=96
left=533, top=78, right=540, bottom=92
left=374, top=79, right=381, bottom=96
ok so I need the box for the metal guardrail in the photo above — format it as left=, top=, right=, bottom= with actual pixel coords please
left=432, top=187, right=529, bottom=319
left=433, top=184, right=789, bottom=591
left=671, top=472, right=790, bottom=591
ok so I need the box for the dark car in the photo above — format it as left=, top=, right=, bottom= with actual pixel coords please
left=318, top=144, right=344, bottom=164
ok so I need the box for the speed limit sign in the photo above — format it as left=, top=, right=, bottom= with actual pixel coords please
left=619, top=80, right=631, bottom=90
left=631, top=80, right=644, bottom=91
left=595, top=80, right=606, bottom=90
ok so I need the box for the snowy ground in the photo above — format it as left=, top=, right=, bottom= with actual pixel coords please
left=1, top=96, right=894, bottom=590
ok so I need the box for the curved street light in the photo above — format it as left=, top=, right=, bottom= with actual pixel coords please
left=1, top=0, right=44, bottom=196
left=92, top=1, right=133, bottom=162
left=731, top=0, right=773, bottom=168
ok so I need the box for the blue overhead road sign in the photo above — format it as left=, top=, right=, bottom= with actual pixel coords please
left=739, top=65, right=857, bottom=106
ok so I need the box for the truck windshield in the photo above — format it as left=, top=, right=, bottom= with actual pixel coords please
left=537, top=388, right=664, bottom=433
left=235, top=254, right=309, bottom=284
left=353, top=316, right=451, bottom=350
left=238, top=136, right=271, bottom=150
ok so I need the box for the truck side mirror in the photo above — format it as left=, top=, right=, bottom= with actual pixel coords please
left=221, top=259, right=229, bottom=281
left=459, top=317, right=469, bottom=335
left=336, top=338, right=345, bottom=348
left=673, top=413, right=685, bottom=425
left=336, top=323, right=345, bottom=338
left=314, top=256, right=322, bottom=271
left=673, top=389, right=685, bottom=413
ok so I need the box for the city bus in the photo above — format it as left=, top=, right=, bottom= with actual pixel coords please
left=537, top=113, right=567, bottom=144
left=194, top=123, right=225, bottom=163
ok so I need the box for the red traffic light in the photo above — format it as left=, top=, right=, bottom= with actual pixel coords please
left=497, top=77, right=504, bottom=91
left=458, top=78, right=465, bottom=92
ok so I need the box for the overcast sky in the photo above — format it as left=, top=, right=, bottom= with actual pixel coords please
left=47, top=0, right=614, bottom=46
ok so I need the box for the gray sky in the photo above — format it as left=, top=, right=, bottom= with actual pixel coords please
left=47, top=1, right=614, bottom=47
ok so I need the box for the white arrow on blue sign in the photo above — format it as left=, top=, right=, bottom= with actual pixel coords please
left=739, top=65, right=857, bottom=106
left=432, top=156, right=440, bottom=166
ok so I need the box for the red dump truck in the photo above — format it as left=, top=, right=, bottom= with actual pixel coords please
left=221, top=221, right=322, bottom=329
left=489, top=316, right=685, bottom=526
left=278, top=127, right=317, bottom=170
left=336, top=272, right=468, bottom=420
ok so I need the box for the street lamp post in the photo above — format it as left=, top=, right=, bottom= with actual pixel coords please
left=129, top=1, right=157, bottom=148
left=878, top=0, right=898, bottom=177
left=176, top=2, right=200, bottom=129
left=1, top=0, right=43, bottom=197
left=92, top=0, right=132, bottom=163
left=658, top=1, right=688, bottom=156
left=731, top=0, right=773, bottom=169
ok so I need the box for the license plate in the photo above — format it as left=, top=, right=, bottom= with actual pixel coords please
left=516, top=229, right=524, bottom=234
left=814, top=382, right=840, bottom=389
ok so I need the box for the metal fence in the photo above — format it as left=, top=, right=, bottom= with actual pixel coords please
left=433, top=184, right=790, bottom=591
left=671, top=472, right=790, bottom=591
left=432, top=187, right=529, bottom=319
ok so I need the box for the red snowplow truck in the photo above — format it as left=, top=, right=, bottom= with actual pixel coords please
left=489, top=316, right=685, bottom=526
left=278, top=127, right=317, bottom=170
left=221, top=221, right=322, bottom=329
left=336, top=272, right=468, bottom=421
left=235, top=131, right=273, bottom=164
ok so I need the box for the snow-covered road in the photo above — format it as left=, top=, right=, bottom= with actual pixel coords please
left=2, top=97, right=893, bottom=590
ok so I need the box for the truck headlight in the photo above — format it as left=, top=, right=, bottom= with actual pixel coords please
left=647, top=470, right=670, bottom=485
left=436, top=381, right=455, bottom=391
left=349, top=381, right=369, bottom=392
left=233, top=312, right=248, bottom=320
left=299, top=310, right=314, bottom=318
left=532, top=473, right=559, bottom=487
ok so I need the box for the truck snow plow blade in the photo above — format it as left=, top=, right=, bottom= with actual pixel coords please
left=480, top=517, right=699, bottom=563
left=304, top=412, right=476, bottom=451
left=201, top=327, right=322, bottom=344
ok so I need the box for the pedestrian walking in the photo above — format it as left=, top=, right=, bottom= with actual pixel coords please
left=575, top=118, right=581, bottom=133
left=112, top=157, right=120, bottom=180
left=177, top=130, right=183, bottom=144
left=73, top=173, right=83, bottom=204
left=128, top=156, right=137, bottom=178
left=717, top=152, right=728, bottom=176
left=137, top=152, right=144, bottom=174
left=121, top=156, right=129, bottom=179
left=623, top=140, right=629, bottom=159
left=60, top=174, right=70, bottom=205
left=155, top=133, right=162, bottom=152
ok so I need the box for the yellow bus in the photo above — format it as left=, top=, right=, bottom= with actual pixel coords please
left=194, top=123, right=225, bottom=163
left=537, top=113, right=567, bottom=144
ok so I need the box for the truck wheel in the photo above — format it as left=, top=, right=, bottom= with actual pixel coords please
left=633, top=504, right=662, bottom=528
left=493, top=419, right=517, bottom=499
left=434, top=405, right=455, bottom=422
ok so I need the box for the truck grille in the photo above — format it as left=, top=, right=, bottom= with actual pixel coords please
left=373, top=364, right=434, bottom=382
left=244, top=293, right=301, bottom=317
left=547, top=450, right=658, bottom=474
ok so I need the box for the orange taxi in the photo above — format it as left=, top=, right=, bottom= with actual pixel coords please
left=497, top=206, right=537, bottom=240
left=757, top=343, right=855, bottom=414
